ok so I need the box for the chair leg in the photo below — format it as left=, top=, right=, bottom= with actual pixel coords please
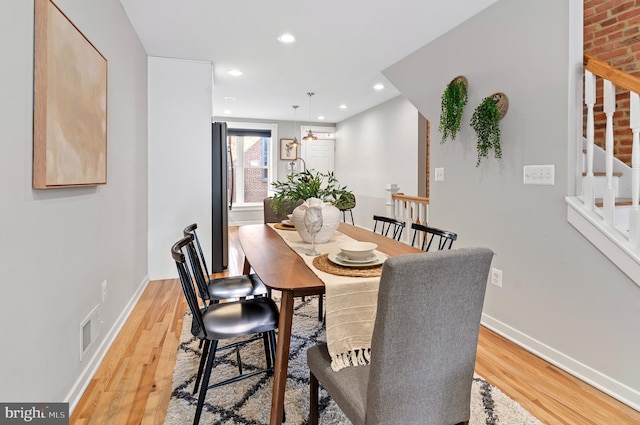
left=194, top=340, right=218, bottom=425
left=235, top=345, right=243, bottom=375
left=262, top=332, right=272, bottom=369
left=193, top=339, right=211, bottom=394
left=310, top=371, right=319, bottom=425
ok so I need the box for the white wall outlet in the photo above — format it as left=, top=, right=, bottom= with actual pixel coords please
left=434, top=167, right=444, bottom=182
left=523, top=165, right=555, bottom=185
left=490, top=268, right=502, bottom=288
left=101, top=280, right=107, bottom=302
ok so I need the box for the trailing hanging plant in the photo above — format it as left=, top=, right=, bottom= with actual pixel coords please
left=439, top=76, right=468, bottom=143
left=470, top=93, right=508, bottom=167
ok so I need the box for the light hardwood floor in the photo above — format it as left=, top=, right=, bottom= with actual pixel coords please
left=70, top=227, right=640, bottom=425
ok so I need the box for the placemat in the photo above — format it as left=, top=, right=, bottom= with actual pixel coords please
left=312, top=253, right=383, bottom=277
left=274, top=223, right=296, bottom=231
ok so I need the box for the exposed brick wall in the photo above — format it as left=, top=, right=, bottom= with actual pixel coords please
left=584, top=0, right=640, bottom=165
left=244, top=139, right=268, bottom=202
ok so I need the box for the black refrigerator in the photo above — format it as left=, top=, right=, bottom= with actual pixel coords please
left=211, top=122, right=230, bottom=271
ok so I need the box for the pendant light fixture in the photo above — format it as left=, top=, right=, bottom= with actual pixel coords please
left=302, top=92, right=318, bottom=141
left=290, top=105, right=300, bottom=147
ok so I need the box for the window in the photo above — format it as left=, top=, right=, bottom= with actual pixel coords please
left=226, top=123, right=277, bottom=206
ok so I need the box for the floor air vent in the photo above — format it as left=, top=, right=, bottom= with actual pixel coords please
left=80, top=305, right=101, bottom=360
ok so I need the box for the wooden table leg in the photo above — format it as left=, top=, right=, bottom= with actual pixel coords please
left=269, top=290, right=294, bottom=425
left=242, top=256, right=251, bottom=274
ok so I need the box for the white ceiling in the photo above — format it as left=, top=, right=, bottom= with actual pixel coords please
left=120, top=0, right=497, bottom=124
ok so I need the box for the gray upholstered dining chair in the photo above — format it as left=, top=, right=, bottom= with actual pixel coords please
left=307, top=247, right=494, bottom=425
left=263, top=197, right=303, bottom=223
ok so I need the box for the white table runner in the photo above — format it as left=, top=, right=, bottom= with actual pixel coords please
left=268, top=224, right=380, bottom=371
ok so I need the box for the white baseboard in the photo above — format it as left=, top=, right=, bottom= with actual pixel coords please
left=65, top=275, right=150, bottom=413
left=229, top=219, right=262, bottom=226
left=481, top=313, right=640, bottom=411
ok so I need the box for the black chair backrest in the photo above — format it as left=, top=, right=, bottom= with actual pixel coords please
left=410, top=223, right=458, bottom=251
left=171, top=235, right=207, bottom=337
left=183, top=223, right=210, bottom=282
left=372, top=215, right=406, bottom=241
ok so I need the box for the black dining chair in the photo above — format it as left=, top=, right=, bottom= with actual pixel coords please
left=410, top=222, right=458, bottom=251
left=183, top=223, right=269, bottom=302
left=183, top=224, right=270, bottom=394
left=172, top=235, right=279, bottom=425
left=372, top=215, right=406, bottom=241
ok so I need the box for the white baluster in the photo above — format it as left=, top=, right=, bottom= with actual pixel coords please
left=408, top=201, right=416, bottom=244
left=603, top=79, right=616, bottom=226
left=629, top=92, right=640, bottom=246
left=385, top=183, right=399, bottom=218
left=583, top=70, right=596, bottom=210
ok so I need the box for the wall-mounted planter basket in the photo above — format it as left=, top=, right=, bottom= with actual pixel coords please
left=439, top=75, right=468, bottom=143
left=471, top=92, right=508, bottom=167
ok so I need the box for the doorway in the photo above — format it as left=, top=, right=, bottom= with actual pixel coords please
left=300, top=125, right=336, bottom=173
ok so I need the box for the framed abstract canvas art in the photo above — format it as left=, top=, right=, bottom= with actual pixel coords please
left=33, top=0, right=108, bottom=189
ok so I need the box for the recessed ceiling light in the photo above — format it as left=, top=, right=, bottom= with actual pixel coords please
left=224, top=96, right=236, bottom=101
left=318, top=116, right=325, bottom=120
left=224, top=110, right=232, bottom=114
left=227, top=69, right=243, bottom=76
left=277, top=33, right=295, bottom=43
left=339, top=104, right=348, bottom=109
left=373, top=83, right=384, bottom=90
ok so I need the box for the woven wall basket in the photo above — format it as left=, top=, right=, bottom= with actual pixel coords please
left=491, top=92, right=509, bottom=120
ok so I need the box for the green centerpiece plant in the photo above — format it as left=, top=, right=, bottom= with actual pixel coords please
left=270, top=170, right=353, bottom=214
left=439, top=76, right=468, bottom=143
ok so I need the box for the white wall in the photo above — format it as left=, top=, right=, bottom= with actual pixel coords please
left=384, top=0, right=640, bottom=408
left=335, top=96, right=421, bottom=228
left=0, top=0, right=148, bottom=407
left=148, top=58, right=212, bottom=280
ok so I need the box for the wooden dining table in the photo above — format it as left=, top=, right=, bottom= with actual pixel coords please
left=238, top=222, right=422, bottom=425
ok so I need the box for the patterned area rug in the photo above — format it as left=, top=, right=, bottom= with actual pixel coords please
left=164, top=297, right=543, bottom=425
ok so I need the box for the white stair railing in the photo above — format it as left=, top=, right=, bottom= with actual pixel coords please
left=603, top=79, right=616, bottom=226
left=579, top=55, right=640, bottom=243
left=569, top=55, right=640, bottom=289
left=629, top=92, right=640, bottom=247
left=583, top=70, right=596, bottom=211
left=392, top=193, right=429, bottom=245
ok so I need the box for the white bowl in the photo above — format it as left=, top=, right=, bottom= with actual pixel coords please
left=338, top=241, right=377, bottom=261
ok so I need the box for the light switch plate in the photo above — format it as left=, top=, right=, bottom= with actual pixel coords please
left=524, top=165, right=555, bottom=185
left=434, top=168, right=444, bottom=182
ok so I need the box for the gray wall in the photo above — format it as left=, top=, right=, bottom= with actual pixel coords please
left=0, top=0, right=148, bottom=407
left=336, top=96, right=421, bottom=228
left=383, top=0, right=640, bottom=406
